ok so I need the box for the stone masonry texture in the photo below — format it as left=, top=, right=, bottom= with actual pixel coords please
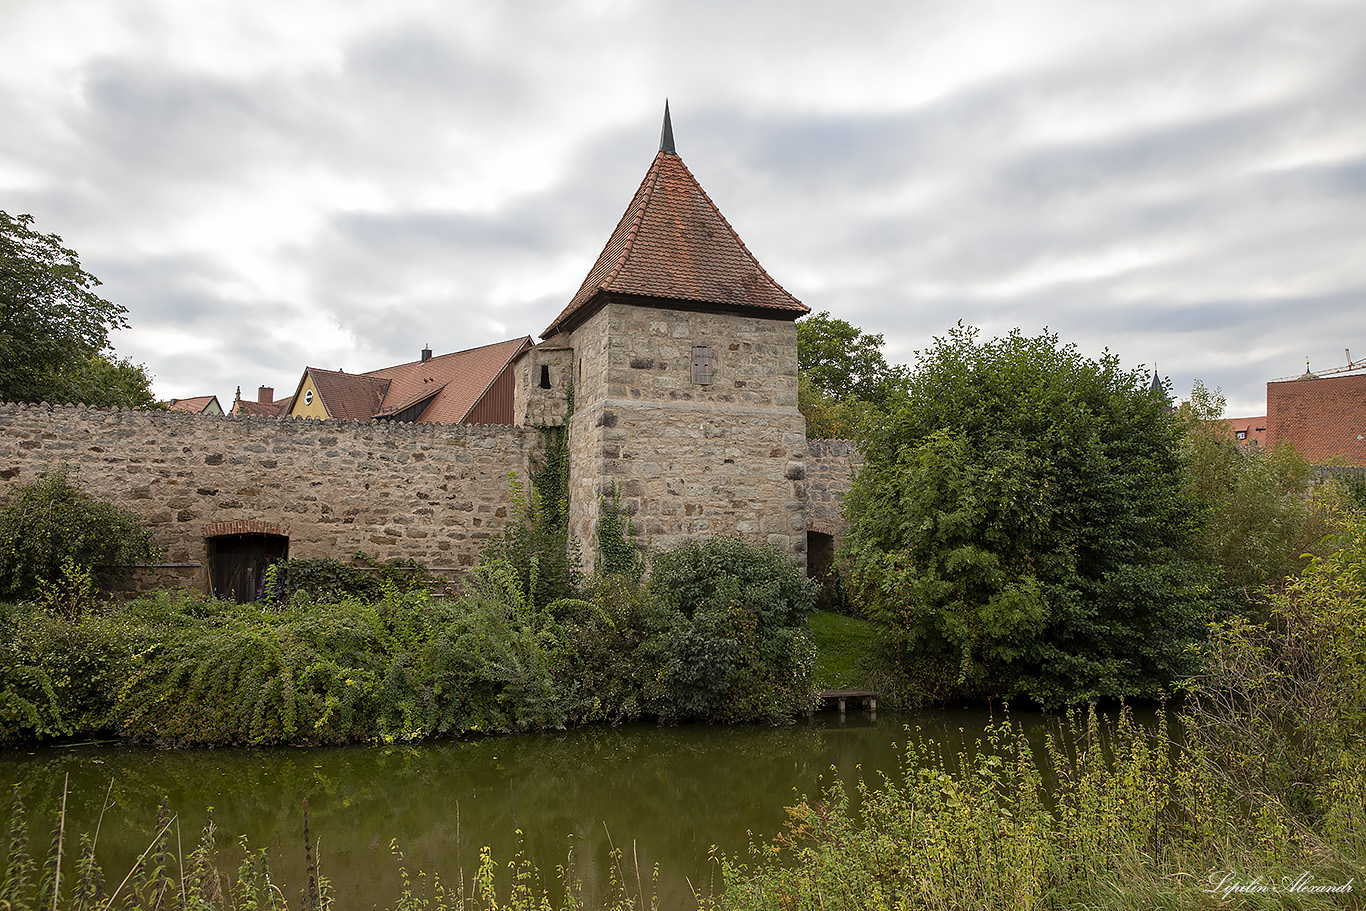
left=0, top=309, right=867, bottom=593
left=564, top=300, right=810, bottom=570
left=0, top=403, right=539, bottom=592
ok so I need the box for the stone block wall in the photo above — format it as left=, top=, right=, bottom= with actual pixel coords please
left=0, top=403, right=537, bottom=593
left=806, top=438, right=863, bottom=543
left=565, top=300, right=808, bottom=568
left=513, top=342, right=574, bottom=428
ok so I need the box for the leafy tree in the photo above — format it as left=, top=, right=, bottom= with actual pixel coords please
left=844, top=325, right=1210, bottom=703
left=1178, top=380, right=1335, bottom=594
left=0, top=464, right=157, bottom=602
left=797, top=311, right=907, bottom=438
left=0, top=210, right=155, bottom=407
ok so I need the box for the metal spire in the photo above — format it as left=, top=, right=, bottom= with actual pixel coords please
left=659, top=100, right=676, bottom=154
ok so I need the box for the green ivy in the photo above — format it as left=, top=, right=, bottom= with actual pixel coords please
left=0, top=464, right=157, bottom=601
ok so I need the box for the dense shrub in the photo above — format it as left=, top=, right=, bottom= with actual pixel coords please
left=1183, top=506, right=1366, bottom=819
left=0, top=598, right=158, bottom=744
left=274, top=552, right=434, bottom=602
left=641, top=537, right=819, bottom=722
left=1, top=539, right=821, bottom=745
left=113, top=563, right=571, bottom=745
left=0, top=464, right=156, bottom=601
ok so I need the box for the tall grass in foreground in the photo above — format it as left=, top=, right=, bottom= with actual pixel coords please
left=712, top=706, right=1364, bottom=910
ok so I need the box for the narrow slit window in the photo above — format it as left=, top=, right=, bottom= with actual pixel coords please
left=691, top=347, right=715, bottom=385
left=540, top=364, right=551, bottom=389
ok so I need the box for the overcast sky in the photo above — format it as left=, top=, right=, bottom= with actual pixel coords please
left=3, top=0, right=1363, bottom=417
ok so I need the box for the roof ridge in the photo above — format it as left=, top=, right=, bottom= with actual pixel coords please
left=366, top=335, right=531, bottom=374
left=543, top=128, right=806, bottom=338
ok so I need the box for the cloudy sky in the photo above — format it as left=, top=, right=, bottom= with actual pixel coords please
left=3, top=0, right=1363, bottom=417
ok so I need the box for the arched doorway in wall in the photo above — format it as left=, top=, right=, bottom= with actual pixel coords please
left=203, top=520, right=290, bottom=603
left=807, top=529, right=839, bottom=611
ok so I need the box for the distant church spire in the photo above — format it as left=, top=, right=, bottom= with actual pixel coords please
left=659, top=100, right=676, bottom=155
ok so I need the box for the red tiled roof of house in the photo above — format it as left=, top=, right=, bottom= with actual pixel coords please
left=366, top=336, right=532, bottom=423
left=231, top=397, right=292, bottom=417
left=305, top=369, right=392, bottom=421
left=290, top=337, right=532, bottom=424
left=1224, top=415, right=1268, bottom=449
left=543, top=119, right=806, bottom=338
left=167, top=395, right=219, bottom=414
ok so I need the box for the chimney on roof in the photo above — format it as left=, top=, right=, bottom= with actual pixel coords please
left=258, top=386, right=274, bottom=404
left=659, top=100, right=676, bottom=155
left=421, top=345, right=433, bottom=363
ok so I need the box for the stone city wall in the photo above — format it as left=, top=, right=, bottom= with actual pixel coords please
left=806, top=438, right=863, bottom=543
left=0, top=402, right=538, bottom=593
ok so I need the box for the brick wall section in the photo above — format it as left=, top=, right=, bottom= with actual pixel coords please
left=565, top=300, right=808, bottom=568
left=0, top=403, right=537, bottom=592
left=1266, top=373, right=1366, bottom=466
left=806, top=438, right=863, bottom=545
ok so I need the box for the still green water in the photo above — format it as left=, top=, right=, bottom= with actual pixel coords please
left=1, top=707, right=1060, bottom=907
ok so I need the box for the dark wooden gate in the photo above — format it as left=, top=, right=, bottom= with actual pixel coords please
left=207, top=533, right=289, bottom=602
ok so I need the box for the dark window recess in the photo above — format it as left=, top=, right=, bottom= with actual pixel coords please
left=207, top=533, right=289, bottom=603
left=691, top=347, right=715, bottom=385
left=540, top=365, right=552, bottom=389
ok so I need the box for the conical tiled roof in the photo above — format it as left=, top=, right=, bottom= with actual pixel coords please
left=543, top=112, right=806, bottom=338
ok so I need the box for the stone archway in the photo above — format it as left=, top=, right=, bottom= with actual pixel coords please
left=203, top=520, right=290, bottom=603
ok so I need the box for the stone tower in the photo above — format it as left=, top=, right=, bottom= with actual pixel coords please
left=538, top=104, right=811, bottom=569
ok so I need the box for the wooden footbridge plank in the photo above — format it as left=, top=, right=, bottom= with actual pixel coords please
left=817, top=688, right=878, bottom=713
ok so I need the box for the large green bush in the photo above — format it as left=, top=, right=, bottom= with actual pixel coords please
left=845, top=326, right=1211, bottom=704
left=641, top=537, right=819, bottom=722
left=0, top=464, right=157, bottom=601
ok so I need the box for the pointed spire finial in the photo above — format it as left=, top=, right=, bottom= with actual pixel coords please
left=659, top=100, right=676, bottom=154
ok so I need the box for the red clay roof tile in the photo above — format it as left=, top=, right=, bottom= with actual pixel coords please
left=294, top=337, right=532, bottom=424
left=365, top=336, right=531, bottom=424
left=305, top=369, right=391, bottom=422
left=167, top=395, right=220, bottom=414
left=543, top=148, right=806, bottom=337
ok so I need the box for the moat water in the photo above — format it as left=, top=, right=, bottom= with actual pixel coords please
left=2, top=707, right=1072, bottom=907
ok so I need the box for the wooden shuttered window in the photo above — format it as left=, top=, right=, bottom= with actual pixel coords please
left=691, top=346, right=715, bottom=385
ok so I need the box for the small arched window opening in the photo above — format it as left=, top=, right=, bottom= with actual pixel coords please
left=540, top=364, right=552, bottom=389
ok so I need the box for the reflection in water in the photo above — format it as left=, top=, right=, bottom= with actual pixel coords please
left=1, top=706, right=1088, bottom=906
